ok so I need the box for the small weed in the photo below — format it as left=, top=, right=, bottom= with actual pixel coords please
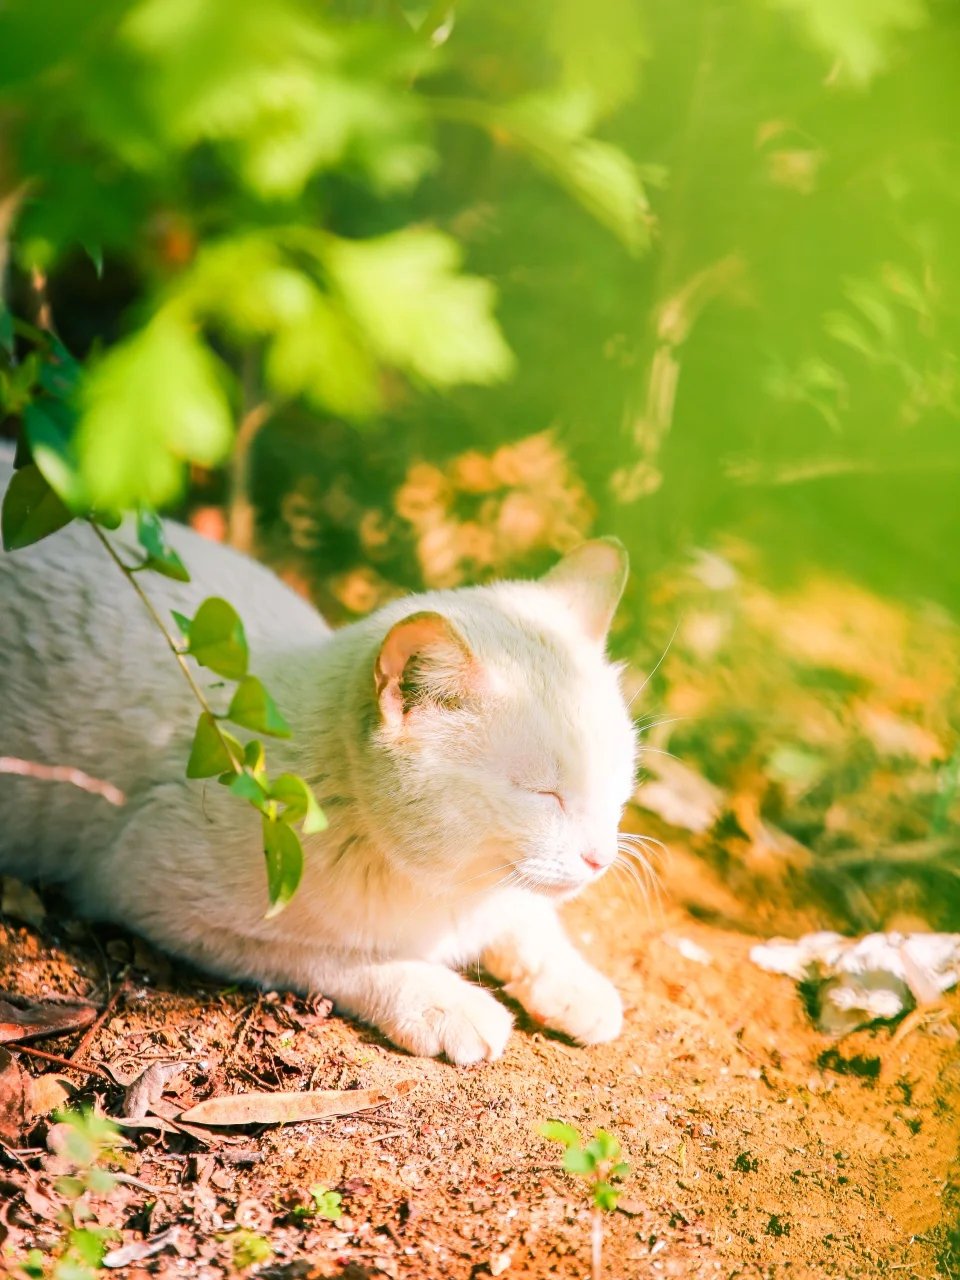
left=15, top=1109, right=122, bottom=1280
left=293, top=1185, right=343, bottom=1222
left=539, top=1120, right=630, bottom=1280
left=230, top=1230, right=274, bottom=1270
left=765, top=1213, right=791, bottom=1237
left=733, top=1151, right=759, bottom=1173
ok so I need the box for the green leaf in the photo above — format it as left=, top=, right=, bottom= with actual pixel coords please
left=500, top=94, right=651, bottom=254
left=77, top=310, right=233, bottom=511
left=265, top=288, right=382, bottom=419
left=38, top=336, right=83, bottom=401
left=548, top=0, right=647, bottom=114
left=308, top=1185, right=343, bottom=1221
left=262, top=815, right=304, bottom=915
left=0, top=307, right=13, bottom=357
left=23, top=398, right=89, bottom=511
left=1, top=462, right=74, bottom=550
left=171, top=609, right=192, bottom=636
left=593, top=1180, right=621, bottom=1212
left=229, top=768, right=269, bottom=809
left=186, top=712, right=242, bottom=778
left=86, top=1167, right=117, bottom=1194
left=588, top=1129, right=622, bottom=1161
left=244, top=739, right=266, bottom=775
left=325, top=229, right=514, bottom=388
left=187, top=597, right=248, bottom=679
left=538, top=1119, right=582, bottom=1147
left=610, top=1161, right=631, bottom=1181
left=563, top=1146, right=596, bottom=1175
left=770, top=0, right=927, bottom=85
left=270, top=773, right=327, bottom=834
left=230, top=1229, right=273, bottom=1271
left=20, top=1248, right=46, bottom=1279
left=227, top=675, right=291, bottom=737
left=135, top=508, right=190, bottom=581
left=68, top=1226, right=114, bottom=1268
left=54, top=1175, right=86, bottom=1200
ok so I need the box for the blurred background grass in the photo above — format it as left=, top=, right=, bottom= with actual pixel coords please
left=2, top=0, right=959, bottom=929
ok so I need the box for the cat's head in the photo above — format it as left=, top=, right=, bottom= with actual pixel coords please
left=365, top=540, right=638, bottom=901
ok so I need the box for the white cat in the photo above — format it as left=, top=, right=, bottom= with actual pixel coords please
left=0, top=458, right=637, bottom=1063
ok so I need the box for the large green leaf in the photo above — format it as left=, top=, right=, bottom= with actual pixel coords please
left=227, top=675, right=291, bottom=738
left=185, top=598, right=249, bottom=679
left=771, top=0, right=927, bottom=84
left=325, top=229, right=515, bottom=388
left=262, top=815, right=304, bottom=916
left=1, top=463, right=75, bottom=550
left=119, top=0, right=432, bottom=199
left=548, top=0, right=647, bottom=113
left=77, top=310, right=233, bottom=510
left=23, top=398, right=89, bottom=511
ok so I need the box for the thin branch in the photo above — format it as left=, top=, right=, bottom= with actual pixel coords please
left=70, top=977, right=128, bottom=1066
left=88, top=522, right=245, bottom=774
left=0, top=757, right=125, bottom=806
left=227, top=391, right=272, bottom=553
left=11, top=1044, right=113, bottom=1082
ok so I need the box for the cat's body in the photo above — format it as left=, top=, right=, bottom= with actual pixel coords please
left=0, top=456, right=637, bottom=1063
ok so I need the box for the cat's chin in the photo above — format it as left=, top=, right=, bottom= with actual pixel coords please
left=513, top=873, right=589, bottom=902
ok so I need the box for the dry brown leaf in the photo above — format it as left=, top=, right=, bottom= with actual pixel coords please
left=29, top=1073, right=74, bottom=1119
left=102, top=1226, right=182, bottom=1269
left=0, top=1048, right=30, bottom=1143
left=0, top=999, right=97, bottom=1044
left=179, top=1079, right=417, bottom=1128
left=122, top=1062, right=188, bottom=1120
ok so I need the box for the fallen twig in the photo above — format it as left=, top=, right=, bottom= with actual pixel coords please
left=11, top=1044, right=113, bottom=1082
left=71, top=978, right=129, bottom=1066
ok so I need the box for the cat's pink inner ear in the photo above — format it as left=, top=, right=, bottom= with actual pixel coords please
left=375, top=611, right=474, bottom=727
left=541, top=537, right=629, bottom=643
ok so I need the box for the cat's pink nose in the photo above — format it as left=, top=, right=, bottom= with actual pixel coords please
left=581, top=850, right=607, bottom=873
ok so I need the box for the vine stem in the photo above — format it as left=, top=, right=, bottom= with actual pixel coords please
left=88, top=520, right=245, bottom=774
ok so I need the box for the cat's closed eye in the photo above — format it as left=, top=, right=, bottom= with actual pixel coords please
left=532, top=788, right=565, bottom=811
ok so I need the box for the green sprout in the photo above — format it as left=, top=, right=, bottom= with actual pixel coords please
left=539, top=1121, right=630, bottom=1280
left=230, top=1230, right=274, bottom=1271
left=293, top=1185, right=343, bottom=1222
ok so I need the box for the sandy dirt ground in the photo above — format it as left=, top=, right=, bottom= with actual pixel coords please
left=2, top=810, right=958, bottom=1280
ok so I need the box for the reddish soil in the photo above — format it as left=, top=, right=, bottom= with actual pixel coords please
left=2, top=821, right=958, bottom=1280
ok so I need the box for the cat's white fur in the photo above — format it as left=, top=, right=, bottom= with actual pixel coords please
left=0, top=457, right=637, bottom=1063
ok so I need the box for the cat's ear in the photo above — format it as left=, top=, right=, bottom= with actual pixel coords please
left=541, top=537, right=629, bottom=643
left=375, top=611, right=476, bottom=729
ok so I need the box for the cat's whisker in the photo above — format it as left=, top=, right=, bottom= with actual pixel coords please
left=634, top=713, right=688, bottom=735
left=609, top=859, right=653, bottom=917
left=449, top=860, right=519, bottom=892
left=618, top=832, right=668, bottom=870
left=615, top=842, right=664, bottom=900
left=619, top=831, right=668, bottom=862
left=628, top=616, right=683, bottom=710
left=612, top=853, right=666, bottom=923
left=637, top=745, right=682, bottom=764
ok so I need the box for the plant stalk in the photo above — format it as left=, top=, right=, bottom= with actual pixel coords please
left=89, top=520, right=245, bottom=773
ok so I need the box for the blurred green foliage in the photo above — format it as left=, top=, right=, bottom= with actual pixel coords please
left=1, top=0, right=958, bottom=603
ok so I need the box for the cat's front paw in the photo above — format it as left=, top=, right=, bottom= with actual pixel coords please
left=505, top=964, right=623, bottom=1045
left=381, top=973, right=514, bottom=1066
